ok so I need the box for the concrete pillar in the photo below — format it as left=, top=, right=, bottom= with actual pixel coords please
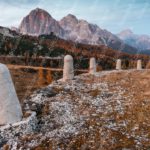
left=0, top=64, right=22, bottom=125
left=137, top=60, right=142, bottom=70
left=89, top=57, right=96, bottom=74
left=63, top=55, right=74, bottom=81
left=116, top=59, right=122, bottom=70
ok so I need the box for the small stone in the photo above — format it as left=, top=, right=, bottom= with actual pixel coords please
left=63, top=55, right=74, bottom=81
left=137, top=60, right=142, bottom=70
left=116, top=59, right=122, bottom=70
left=89, top=57, right=96, bottom=74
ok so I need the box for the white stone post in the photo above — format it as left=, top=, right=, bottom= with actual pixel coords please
left=137, top=60, right=142, bottom=70
left=63, top=55, right=74, bottom=81
left=89, top=57, right=96, bottom=74
left=0, top=64, right=22, bottom=125
left=116, top=59, right=122, bottom=70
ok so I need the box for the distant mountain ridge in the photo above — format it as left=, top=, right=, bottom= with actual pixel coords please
left=18, top=8, right=138, bottom=54
left=117, top=29, right=150, bottom=51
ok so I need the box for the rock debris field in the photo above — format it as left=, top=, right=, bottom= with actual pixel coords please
left=0, top=70, right=150, bottom=150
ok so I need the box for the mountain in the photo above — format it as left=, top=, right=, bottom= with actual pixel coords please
left=19, top=8, right=64, bottom=37
left=18, top=8, right=138, bottom=54
left=59, top=14, right=138, bottom=54
left=59, top=14, right=106, bottom=45
left=117, top=29, right=150, bottom=51
left=0, top=26, right=19, bottom=37
left=0, top=26, right=149, bottom=69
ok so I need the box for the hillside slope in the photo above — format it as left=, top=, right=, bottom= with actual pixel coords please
left=1, top=70, right=150, bottom=149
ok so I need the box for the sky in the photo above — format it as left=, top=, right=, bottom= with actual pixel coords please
left=0, top=0, right=150, bottom=35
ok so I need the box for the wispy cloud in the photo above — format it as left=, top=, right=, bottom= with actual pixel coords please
left=0, top=0, right=150, bottom=35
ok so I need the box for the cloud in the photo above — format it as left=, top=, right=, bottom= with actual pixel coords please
left=0, top=0, right=150, bottom=35
left=1, top=0, right=40, bottom=5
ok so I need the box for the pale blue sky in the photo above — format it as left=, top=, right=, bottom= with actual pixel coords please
left=0, top=0, right=150, bottom=35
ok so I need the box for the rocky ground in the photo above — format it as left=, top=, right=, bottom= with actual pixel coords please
left=7, top=64, right=86, bottom=102
left=1, top=70, right=150, bottom=150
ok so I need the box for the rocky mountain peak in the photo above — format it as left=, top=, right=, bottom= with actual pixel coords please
left=117, top=29, right=150, bottom=51
left=118, top=29, right=133, bottom=37
left=30, top=8, right=52, bottom=18
left=59, top=14, right=79, bottom=31
left=18, top=8, right=138, bottom=54
left=19, top=8, right=63, bottom=36
left=66, top=14, right=78, bottom=20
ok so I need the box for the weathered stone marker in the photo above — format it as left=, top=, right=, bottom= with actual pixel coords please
left=116, top=59, right=122, bottom=70
left=0, top=63, right=22, bottom=125
left=63, top=55, right=74, bottom=81
left=89, top=57, right=96, bottom=74
left=137, top=60, right=142, bottom=70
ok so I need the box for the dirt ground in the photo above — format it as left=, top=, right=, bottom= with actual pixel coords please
left=95, top=70, right=150, bottom=149
left=1, top=67, right=150, bottom=149
left=7, top=64, right=86, bottom=102
left=4, top=69, right=149, bottom=150
left=7, top=65, right=58, bottom=102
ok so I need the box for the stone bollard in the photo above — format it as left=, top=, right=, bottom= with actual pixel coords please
left=116, top=59, right=122, bottom=70
left=137, top=60, right=142, bottom=70
left=63, top=55, right=74, bottom=81
left=0, top=63, right=22, bottom=125
left=89, top=57, right=97, bottom=74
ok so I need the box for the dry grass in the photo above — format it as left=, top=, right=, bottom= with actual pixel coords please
left=3, top=69, right=150, bottom=149
left=7, top=65, right=54, bottom=102
left=95, top=70, right=150, bottom=149
left=31, top=70, right=150, bottom=149
left=89, top=88, right=101, bottom=98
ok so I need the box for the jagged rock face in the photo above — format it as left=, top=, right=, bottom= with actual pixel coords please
left=59, top=14, right=79, bottom=32
left=19, top=8, right=138, bottom=54
left=59, top=14, right=138, bottom=53
left=19, top=8, right=64, bottom=37
left=59, top=14, right=107, bottom=45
